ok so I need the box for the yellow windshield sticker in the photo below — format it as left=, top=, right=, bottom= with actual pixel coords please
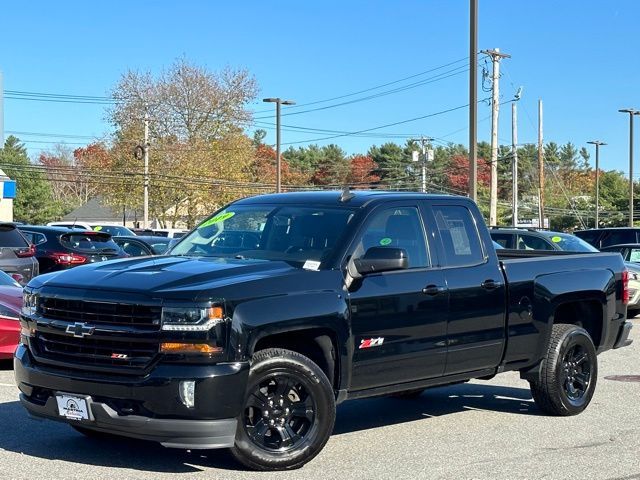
left=199, top=212, right=235, bottom=229
left=551, top=236, right=562, bottom=243
left=93, top=226, right=102, bottom=231
left=380, top=237, right=392, bottom=246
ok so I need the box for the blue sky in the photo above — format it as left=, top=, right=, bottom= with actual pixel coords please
left=2, top=0, right=640, bottom=178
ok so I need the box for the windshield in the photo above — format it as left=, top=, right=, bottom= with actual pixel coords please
left=171, top=204, right=356, bottom=268
left=92, top=225, right=135, bottom=236
left=543, top=233, right=598, bottom=252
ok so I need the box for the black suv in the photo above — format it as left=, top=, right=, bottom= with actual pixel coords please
left=490, top=227, right=597, bottom=252
left=18, top=226, right=127, bottom=274
left=574, top=228, right=640, bottom=249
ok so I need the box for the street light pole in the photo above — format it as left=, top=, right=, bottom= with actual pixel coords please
left=619, top=109, right=640, bottom=227
left=263, top=97, right=296, bottom=193
left=587, top=140, right=606, bottom=228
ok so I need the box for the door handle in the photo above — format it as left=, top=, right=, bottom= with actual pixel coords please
left=481, top=279, right=502, bottom=290
left=422, top=285, right=446, bottom=296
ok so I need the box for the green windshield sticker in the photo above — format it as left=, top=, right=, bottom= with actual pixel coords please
left=379, top=237, right=392, bottom=246
left=199, top=212, right=235, bottom=229
left=93, top=226, right=102, bottom=231
left=551, top=236, right=562, bottom=243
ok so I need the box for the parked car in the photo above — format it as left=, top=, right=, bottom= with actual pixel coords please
left=0, top=270, right=23, bottom=360
left=18, top=226, right=128, bottom=274
left=574, top=227, right=640, bottom=249
left=600, top=244, right=640, bottom=263
left=46, top=222, right=135, bottom=237
left=625, top=262, right=640, bottom=317
left=112, top=236, right=172, bottom=257
left=151, top=228, right=189, bottom=239
left=16, top=191, right=632, bottom=470
left=0, top=223, right=39, bottom=284
left=490, top=227, right=598, bottom=252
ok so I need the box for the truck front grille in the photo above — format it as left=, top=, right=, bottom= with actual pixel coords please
left=34, top=331, right=158, bottom=371
left=38, top=297, right=161, bottom=329
left=32, top=295, right=161, bottom=373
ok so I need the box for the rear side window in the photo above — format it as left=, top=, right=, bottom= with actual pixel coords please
left=574, top=230, right=599, bottom=247
left=60, top=232, right=120, bottom=252
left=432, top=205, right=484, bottom=267
left=21, top=231, right=47, bottom=246
left=602, top=230, right=638, bottom=248
left=490, top=233, right=514, bottom=248
left=0, top=225, right=29, bottom=247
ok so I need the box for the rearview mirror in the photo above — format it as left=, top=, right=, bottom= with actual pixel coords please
left=354, top=247, right=409, bottom=275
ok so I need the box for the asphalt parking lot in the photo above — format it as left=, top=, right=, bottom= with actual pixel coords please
left=0, top=323, right=638, bottom=480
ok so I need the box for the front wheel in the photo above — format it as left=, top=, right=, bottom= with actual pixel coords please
left=231, top=348, right=336, bottom=471
left=529, top=324, right=598, bottom=416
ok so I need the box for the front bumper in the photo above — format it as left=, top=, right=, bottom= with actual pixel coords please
left=14, top=345, right=249, bottom=449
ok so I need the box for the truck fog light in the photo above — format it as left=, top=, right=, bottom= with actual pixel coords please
left=179, top=380, right=196, bottom=408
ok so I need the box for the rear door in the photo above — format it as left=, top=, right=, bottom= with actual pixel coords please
left=428, top=203, right=506, bottom=376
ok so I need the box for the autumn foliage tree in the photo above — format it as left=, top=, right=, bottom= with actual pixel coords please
left=347, top=155, right=380, bottom=187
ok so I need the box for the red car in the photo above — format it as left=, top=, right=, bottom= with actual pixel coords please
left=0, top=270, right=23, bottom=360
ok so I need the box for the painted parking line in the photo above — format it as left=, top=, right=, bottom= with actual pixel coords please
left=0, top=383, right=15, bottom=387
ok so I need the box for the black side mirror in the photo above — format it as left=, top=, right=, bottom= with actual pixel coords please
left=354, top=247, right=409, bottom=275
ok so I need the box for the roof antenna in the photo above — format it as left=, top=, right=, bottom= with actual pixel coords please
left=340, top=186, right=355, bottom=203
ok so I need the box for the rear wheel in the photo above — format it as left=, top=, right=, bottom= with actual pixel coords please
left=529, top=324, right=597, bottom=416
left=231, top=348, right=335, bottom=471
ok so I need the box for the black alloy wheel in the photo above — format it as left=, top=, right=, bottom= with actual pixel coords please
left=231, top=348, right=335, bottom=471
left=244, top=372, right=317, bottom=451
left=560, top=344, right=592, bottom=405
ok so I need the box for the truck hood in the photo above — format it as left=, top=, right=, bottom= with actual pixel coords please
left=29, top=255, right=299, bottom=297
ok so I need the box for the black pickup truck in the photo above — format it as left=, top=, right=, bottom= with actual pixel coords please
left=15, top=191, right=633, bottom=470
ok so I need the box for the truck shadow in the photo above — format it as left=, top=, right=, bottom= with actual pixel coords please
left=0, top=360, right=13, bottom=371
left=0, top=383, right=536, bottom=473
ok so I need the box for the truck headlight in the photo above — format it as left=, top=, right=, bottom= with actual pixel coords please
left=21, top=291, right=38, bottom=317
left=161, top=306, right=224, bottom=331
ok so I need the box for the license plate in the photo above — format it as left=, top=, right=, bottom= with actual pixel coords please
left=55, top=394, right=91, bottom=421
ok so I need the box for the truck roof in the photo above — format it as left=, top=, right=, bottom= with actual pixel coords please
left=234, top=190, right=463, bottom=208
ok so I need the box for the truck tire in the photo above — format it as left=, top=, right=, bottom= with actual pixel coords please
left=529, top=324, right=597, bottom=416
left=231, top=348, right=336, bottom=471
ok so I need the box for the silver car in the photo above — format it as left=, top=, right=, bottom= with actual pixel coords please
left=0, top=223, right=39, bottom=284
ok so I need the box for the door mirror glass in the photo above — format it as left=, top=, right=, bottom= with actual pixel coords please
left=354, top=246, right=409, bottom=275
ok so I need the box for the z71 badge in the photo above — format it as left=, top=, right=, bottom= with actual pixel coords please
left=359, top=337, right=384, bottom=349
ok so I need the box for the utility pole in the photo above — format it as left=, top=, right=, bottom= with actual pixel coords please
left=469, top=0, right=478, bottom=202
left=263, top=98, right=296, bottom=193
left=411, top=136, right=434, bottom=193
left=481, top=48, right=510, bottom=226
left=619, top=109, right=640, bottom=227
left=538, top=99, right=544, bottom=228
left=511, top=102, right=519, bottom=226
left=143, top=113, right=149, bottom=229
left=587, top=140, right=606, bottom=228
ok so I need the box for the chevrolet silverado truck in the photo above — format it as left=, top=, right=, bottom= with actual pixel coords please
left=15, top=191, right=633, bottom=470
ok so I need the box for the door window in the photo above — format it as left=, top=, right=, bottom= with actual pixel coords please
left=490, top=233, right=514, bottom=249
left=516, top=234, right=555, bottom=251
left=354, top=207, right=429, bottom=268
left=432, top=205, right=485, bottom=267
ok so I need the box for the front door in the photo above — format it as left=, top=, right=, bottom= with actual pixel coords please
left=348, top=204, right=449, bottom=391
